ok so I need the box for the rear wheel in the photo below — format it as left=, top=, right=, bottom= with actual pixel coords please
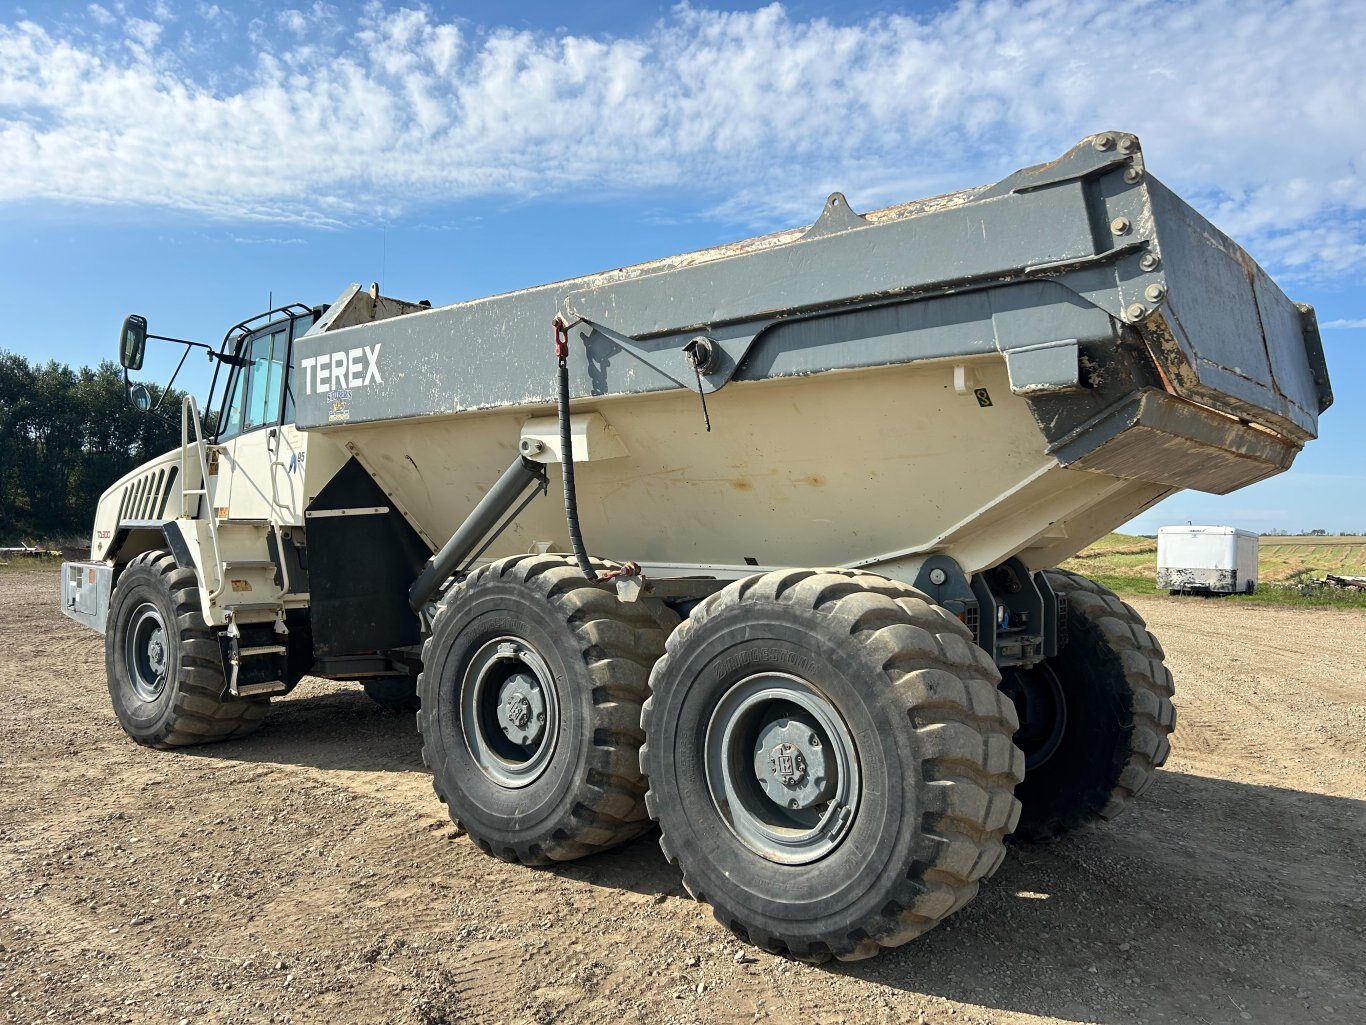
left=417, top=555, right=673, bottom=864
left=641, top=569, right=1023, bottom=961
left=1009, top=569, right=1176, bottom=841
left=363, top=676, right=420, bottom=713
left=105, top=551, right=270, bottom=748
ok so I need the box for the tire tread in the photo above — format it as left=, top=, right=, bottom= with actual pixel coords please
left=417, top=555, right=672, bottom=865
left=1013, top=569, right=1176, bottom=840
left=641, top=568, right=1024, bottom=961
left=107, top=551, right=268, bottom=749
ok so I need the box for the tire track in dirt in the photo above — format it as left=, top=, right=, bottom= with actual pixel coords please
left=1132, top=597, right=1366, bottom=797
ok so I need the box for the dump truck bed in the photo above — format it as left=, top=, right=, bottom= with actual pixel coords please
left=290, top=132, right=1328, bottom=579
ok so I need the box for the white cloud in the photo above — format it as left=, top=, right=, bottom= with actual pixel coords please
left=124, top=17, right=163, bottom=51
left=229, top=233, right=307, bottom=245
left=278, top=10, right=308, bottom=36
left=1322, top=318, right=1366, bottom=330
left=1, top=0, right=1364, bottom=281
left=277, top=4, right=337, bottom=38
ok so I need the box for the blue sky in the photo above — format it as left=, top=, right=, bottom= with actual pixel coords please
left=1, top=0, right=1362, bottom=535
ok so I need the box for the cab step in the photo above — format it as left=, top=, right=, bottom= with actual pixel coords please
left=235, top=680, right=288, bottom=697
left=222, top=614, right=291, bottom=700
left=237, top=644, right=287, bottom=657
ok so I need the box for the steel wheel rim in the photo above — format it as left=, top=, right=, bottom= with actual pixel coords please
left=459, top=635, right=560, bottom=789
left=704, top=672, right=860, bottom=866
left=1001, top=662, right=1067, bottom=771
left=125, top=602, right=169, bottom=702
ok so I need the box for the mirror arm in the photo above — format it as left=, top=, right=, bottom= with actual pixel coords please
left=151, top=345, right=193, bottom=415
left=146, top=333, right=212, bottom=351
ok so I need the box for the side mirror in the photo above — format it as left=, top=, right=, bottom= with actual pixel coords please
left=128, top=382, right=152, bottom=412
left=120, top=314, right=147, bottom=371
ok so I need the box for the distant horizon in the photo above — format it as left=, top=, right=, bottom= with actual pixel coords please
left=1113, top=528, right=1366, bottom=539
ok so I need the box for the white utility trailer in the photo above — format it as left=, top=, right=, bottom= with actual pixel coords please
left=1156, top=525, right=1259, bottom=594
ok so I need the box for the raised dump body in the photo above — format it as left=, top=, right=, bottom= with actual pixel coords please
left=292, top=132, right=1328, bottom=584
left=65, top=132, right=1328, bottom=963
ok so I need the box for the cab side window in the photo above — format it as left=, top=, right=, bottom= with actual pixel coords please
left=217, top=328, right=289, bottom=442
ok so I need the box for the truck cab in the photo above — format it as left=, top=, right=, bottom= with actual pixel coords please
left=60, top=284, right=427, bottom=701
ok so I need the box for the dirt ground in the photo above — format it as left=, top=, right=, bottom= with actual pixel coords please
left=2, top=569, right=1363, bottom=1025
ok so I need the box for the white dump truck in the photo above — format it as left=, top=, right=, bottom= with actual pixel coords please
left=1156, top=525, right=1260, bottom=595
left=60, top=132, right=1330, bottom=961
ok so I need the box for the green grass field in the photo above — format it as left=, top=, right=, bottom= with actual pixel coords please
left=0, top=553, right=63, bottom=575
left=1060, top=533, right=1366, bottom=608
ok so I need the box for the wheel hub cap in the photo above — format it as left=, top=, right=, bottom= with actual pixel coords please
left=124, top=602, right=169, bottom=703
left=705, top=672, right=861, bottom=865
left=147, top=636, right=166, bottom=673
left=755, top=722, right=833, bottom=810
left=496, top=672, right=546, bottom=746
left=460, top=636, right=559, bottom=789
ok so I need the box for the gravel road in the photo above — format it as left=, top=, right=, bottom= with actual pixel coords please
left=2, top=570, right=1363, bottom=1025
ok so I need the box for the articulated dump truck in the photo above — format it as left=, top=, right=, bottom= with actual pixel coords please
left=62, top=132, right=1330, bottom=961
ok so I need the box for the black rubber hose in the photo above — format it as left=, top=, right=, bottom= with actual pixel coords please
left=558, top=356, right=597, bottom=580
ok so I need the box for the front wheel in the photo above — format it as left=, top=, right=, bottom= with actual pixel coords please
left=641, top=570, right=1023, bottom=962
left=105, top=551, right=270, bottom=748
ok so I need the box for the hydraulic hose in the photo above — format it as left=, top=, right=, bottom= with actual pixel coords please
left=555, top=319, right=597, bottom=580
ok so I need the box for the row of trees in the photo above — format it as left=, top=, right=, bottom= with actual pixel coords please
left=1263, top=528, right=1365, bottom=537
left=0, top=351, right=185, bottom=543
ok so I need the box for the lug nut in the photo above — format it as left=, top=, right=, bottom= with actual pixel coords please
left=1118, top=136, right=1138, bottom=154
left=1126, top=303, right=1147, bottom=321
left=1145, top=284, right=1166, bottom=303
left=1139, top=253, right=1161, bottom=272
left=1110, top=217, right=1131, bottom=236
left=1124, top=168, right=1143, bottom=184
left=1094, top=133, right=1116, bottom=151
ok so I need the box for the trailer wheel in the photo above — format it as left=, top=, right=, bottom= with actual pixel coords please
left=417, top=555, right=672, bottom=865
left=1007, top=569, right=1176, bottom=842
left=363, top=676, right=420, bottom=713
left=105, top=551, right=270, bottom=748
left=640, top=569, right=1023, bottom=961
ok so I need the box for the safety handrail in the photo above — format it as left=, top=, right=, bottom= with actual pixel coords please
left=180, top=395, right=226, bottom=600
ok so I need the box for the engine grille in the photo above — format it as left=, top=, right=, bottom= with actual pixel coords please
left=117, top=464, right=179, bottom=523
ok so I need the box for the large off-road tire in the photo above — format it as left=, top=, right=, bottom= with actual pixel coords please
left=363, top=676, right=421, bottom=713
left=417, top=555, right=673, bottom=865
left=104, top=550, right=270, bottom=748
left=640, top=569, right=1024, bottom=962
left=1006, top=569, right=1176, bottom=842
